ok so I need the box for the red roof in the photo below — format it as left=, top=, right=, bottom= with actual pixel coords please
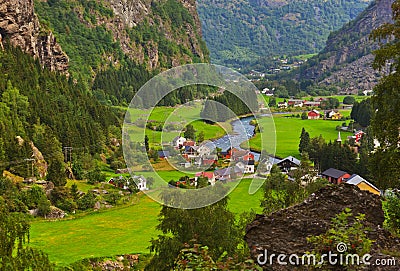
left=195, top=172, right=214, bottom=179
left=308, top=110, right=319, bottom=117
left=183, top=140, right=196, bottom=146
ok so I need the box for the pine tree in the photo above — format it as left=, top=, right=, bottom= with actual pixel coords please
left=299, top=127, right=310, bottom=154
left=369, top=0, right=400, bottom=189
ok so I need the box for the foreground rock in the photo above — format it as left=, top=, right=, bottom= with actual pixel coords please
left=245, top=184, right=400, bottom=270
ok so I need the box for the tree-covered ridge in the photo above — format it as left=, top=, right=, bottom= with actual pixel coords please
left=0, top=44, right=119, bottom=178
left=34, top=0, right=210, bottom=105
left=34, top=0, right=209, bottom=82
left=197, top=0, right=370, bottom=68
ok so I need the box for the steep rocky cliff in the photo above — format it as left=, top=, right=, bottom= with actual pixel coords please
left=245, top=184, right=400, bottom=270
left=33, top=0, right=208, bottom=80
left=299, top=0, right=393, bottom=94
left=0, top=0, right=69, bottom=73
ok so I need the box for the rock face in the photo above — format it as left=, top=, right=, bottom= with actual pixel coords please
left=245, top=184, right=400, bottom=270
left=70, top=0, right=207, bottom=71
left=107, top=0, right=206, bottom=69
left=0, top=0, right=68, bottom=73
left=300, top=0, right=393, bottom=94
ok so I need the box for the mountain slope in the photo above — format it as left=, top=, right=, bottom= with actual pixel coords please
left=0, top=0, right=68, bottom=73
left=197, top=0, right=370, bottom=68
left=299, top=0, right=393, bottom=93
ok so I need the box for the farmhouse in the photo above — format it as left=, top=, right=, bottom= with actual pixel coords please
left=307, top=109, right=320, bottom=120
left=321, top=168, right=351, bottom=184
left=276, top=156, right=300, bottom=172
left=172, top=136, right=186, bottom=149
left=345, top=174, right=380, bottom=195
left=133, top=175, right=148, bottom=191
left=195, top=172, right=216, bottom=185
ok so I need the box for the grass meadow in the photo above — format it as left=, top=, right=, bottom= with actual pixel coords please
left=249, top=111, right=353, bottom=158
left=29, top=179, right=263, bottom=267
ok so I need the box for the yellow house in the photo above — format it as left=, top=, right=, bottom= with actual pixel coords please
left=346, top=174, right=381, bottom=196
left=332, top=112, right=343, bottom=120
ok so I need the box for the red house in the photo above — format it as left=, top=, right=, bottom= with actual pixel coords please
left=321, top=168, right=351, bottom=184
left=308, top=109, right=320, bottom=120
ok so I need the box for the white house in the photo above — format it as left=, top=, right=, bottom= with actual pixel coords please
left=236, top=160, right=255, bottom=173
left=132, top=175, right=148, bottom=191
left=172, top=136, right=186, bottom=149
left=196, top=144, right=212, bottom=157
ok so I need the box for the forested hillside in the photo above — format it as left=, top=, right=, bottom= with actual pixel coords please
left=298, top=0, right=393, bottom=94
left=0, top=44, right=119, bottom=181
left=197, top=0, right=370, bottom=68
left=34, top=0, right=210, bottom=104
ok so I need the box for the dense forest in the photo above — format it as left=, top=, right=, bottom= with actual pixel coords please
left=34, top=0, right=210, bottom=105
left=197, top=0, right=370, bottom=69
left=0, top=44, right=120, bottom=180
left=201, top=90, right=258, bottom=121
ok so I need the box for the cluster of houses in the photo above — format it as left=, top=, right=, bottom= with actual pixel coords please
left=108, top=175, right=148, bottom=191
left=321, top=168, right=380, bottom=195
left=307, top=109, right=343, bottom=120
left=193, top=155, right=300, bottom=187
left=278, top=98, right=328, bottom=108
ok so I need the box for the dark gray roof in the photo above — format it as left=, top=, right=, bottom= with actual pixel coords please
left=322, top=168, right=348, bottom=178
left=277, top=156, right=300, bottom=166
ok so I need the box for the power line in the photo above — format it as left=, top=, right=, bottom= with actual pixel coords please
left=24, top=158, right=35, bottom=177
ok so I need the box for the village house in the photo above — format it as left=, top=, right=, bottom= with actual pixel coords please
left=236, top=160, right=255, bottom=173
left=303, top=101, right=321, bottom=107
left=196, top=144, right=212, bottom=157
left=288, top=99, right=304, bottom=107
left=172, top=136, right=186, bottom=149
left=345, top=174, right=380, bottom=195
left=257, top=157, right=275, bottom=175
left=321, top=168, right=351, bottom=184
left=276, top=156, right=300, bottom=173
left=201, top=154, right=218, bottom=167
left=231, top=150, right=255, bottom=162
left=325, top=110, right=343, bottom=120
left=277, top=101, right=288, bottom=108
left=108, top=175, right=148, bottom=191
left=308, top=109, right=320, bottom=120
left=214, top=166, right=244, bottom=182
left=195, top=172, right=216, bottom=186
left=158, top=150, right=170, bottom=159
left=183, top=140, right=196, bottom=147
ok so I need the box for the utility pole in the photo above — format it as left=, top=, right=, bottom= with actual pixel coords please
left=24, top=158, right=35, bottom=177
left=63, top=147, right=73, bottom=164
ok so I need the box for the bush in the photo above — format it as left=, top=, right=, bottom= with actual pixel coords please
left=77, top=192, right=97, bottom=210
left=343, top=96, right=356, bottom=105
left=86, top=167, right=106, bottom=184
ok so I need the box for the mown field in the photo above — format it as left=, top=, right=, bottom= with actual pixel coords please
left=119, top=103, right=229, bottom=146
left=249, top=111, right=353, bottom=158
left=29, top=179, right=263, bottom=267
